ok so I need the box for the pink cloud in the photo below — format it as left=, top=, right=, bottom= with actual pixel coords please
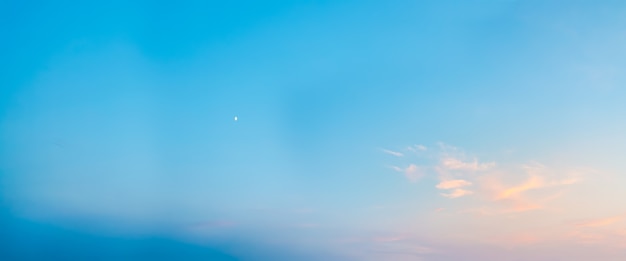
left=404, top=164, right=422, bottom=182
left=441, top=189, right=473, bottom=198
left=493, top=173, right=581, bottom=201
left=575, top=216, right=623, bottom=228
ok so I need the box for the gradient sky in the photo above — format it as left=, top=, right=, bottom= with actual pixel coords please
left=2, top=1, right=626, bottom=260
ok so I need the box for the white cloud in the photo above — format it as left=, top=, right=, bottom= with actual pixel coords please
left=436, top=179, right=472, bottom=190
left=440, top=157, right=495, bottom=171
left=408, top=144, right=428, bottom=152
left=382, top=148, right=404, bottom=157
left=389, top=164, right=422, bottom=182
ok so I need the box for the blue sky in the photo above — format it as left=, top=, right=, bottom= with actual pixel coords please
left=2, top=1, right=626, bottom=260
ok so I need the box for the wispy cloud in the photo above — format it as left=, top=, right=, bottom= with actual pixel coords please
left=376, top=142, right=617, bottom=256
left=389, top=166, right=403, bottom=172
left=441, top=189, right=473, bottom=199
left=407, top=144, right=427, bottom=152
left=462, top=161, right=586, bottom=215
left=404, top=164, right=422, bottom=182
left=436, top=179, right=472, bottom=190
left=575, top=216, right=623, bottom=228
left=495, top=175, right=545, bottom=200
left=382, top=148, right=404, bottom=157
left=440, top=157, right=495, bottom=171
left=389, top=164, right=423, bottom=182
left=494, top=173, right=581, bottom=201
left=382, top=143, right=590, bottom=216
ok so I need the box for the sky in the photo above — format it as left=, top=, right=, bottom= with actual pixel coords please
left=2, top=0, right=626, bottom=260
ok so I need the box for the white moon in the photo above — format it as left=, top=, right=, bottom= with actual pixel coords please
left=234, top=116, right=238, bottom=121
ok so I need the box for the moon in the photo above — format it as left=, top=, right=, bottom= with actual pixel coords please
left=234, top=116, right=238, bottom=121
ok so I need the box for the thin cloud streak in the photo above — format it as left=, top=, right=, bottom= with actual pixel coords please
left=381, top=149, right=404, bottom=157
left=436, top=179, right=472, bottom=190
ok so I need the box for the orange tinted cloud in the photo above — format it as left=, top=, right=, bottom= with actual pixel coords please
left=495, top=175, right=545, bottom=200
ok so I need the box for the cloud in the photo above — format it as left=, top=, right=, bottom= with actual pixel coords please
left=382, top=149, right=404, bottom=157
left=575, top=216, right=623, bottom=228
left=494, top=174, right=581, bottom=200
left=441, top=157, right=495, bottom=171
left=495, top=175, right=545, bottom=200
left=407, top=145, right=427, bottom=152
left=375, top=142, right=623, bottom=257
left=475, top=164, right=586, bottom=214
left=404, top=164, right=422, bottom=182
left=436, top=179, right=472, bottom=190
left=389, top=166, right=403, bottom=172
left=389, top=164, right=422, bottom=182
left=382, top=143, right=589, bottom=218
left=441, top=189, right=473, bottom=199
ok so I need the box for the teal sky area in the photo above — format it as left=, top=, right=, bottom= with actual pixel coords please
left=2, top=1, right=626, bottom=260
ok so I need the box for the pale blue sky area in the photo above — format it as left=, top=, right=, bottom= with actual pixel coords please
left=2, top=1, right=626, bottom=260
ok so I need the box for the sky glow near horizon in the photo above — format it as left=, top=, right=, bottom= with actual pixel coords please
left=2, top=0, right=626, bottom=260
